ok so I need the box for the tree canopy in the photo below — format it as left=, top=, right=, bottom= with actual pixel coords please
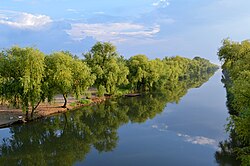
left=45, top=51, right=95, bottom=108
left=0, top=46, right=45, bottom=118
left=0, top=42, right=218, bottom=119
left=84, top=42, right=129, bottom=95
left=218, top=39, right=250, bottom=165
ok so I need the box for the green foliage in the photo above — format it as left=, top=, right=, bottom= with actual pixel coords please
left=127, top=54, right=218, bottom=92
left=97, top=85, right=106, bottom=97
left=45, top=51, right=95, bottom=107
left=70, top=102, right=77, bottom=107
left=115, top=89, right=130, bottom=96
left=0, top=46, right=45, bottom=117
left=84, top=42, right=129, bottom=95
left=45, top=52, right=73, bottom=101
left=127, top=55, right=159, bottom=92
left=79, top=99, right=92, bottom=105
left=0, top=42, right=217, bottom=120
left=218, top=39, right=250, bottom=164
left=0, top=46, right=96, bottom=116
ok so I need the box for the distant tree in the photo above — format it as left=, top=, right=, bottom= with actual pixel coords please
left=127, top=55, right=166, bottom=92
left=84, top=42, right=129, bottom=95
left=127, top=54, right=150, bottom=92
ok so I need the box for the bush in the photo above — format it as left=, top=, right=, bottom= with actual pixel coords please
left=69, top=102, right=77, bottom=107
left=115, top=89, right=130, bottom=96
left=97, top=85, right=106, bottom=97
left=79, top=99, right=92, bottom=105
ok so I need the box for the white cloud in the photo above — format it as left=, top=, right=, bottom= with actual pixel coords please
left=66, top=8, right=79, bottom=13
left=153, top=0, right=170, bottom=8
left=66, top=22, right=160, bottom=43
left=177, top=133, right=216, bottom=146
left=0, top=10, right=52, bottom=30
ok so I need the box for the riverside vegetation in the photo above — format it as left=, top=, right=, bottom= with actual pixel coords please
left=0, top=42, right=218, bottom=120
left=216, top=39, right=250, bottom=165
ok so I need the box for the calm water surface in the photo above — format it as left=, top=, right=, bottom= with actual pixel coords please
left=0, top=71, right=232, bottom=166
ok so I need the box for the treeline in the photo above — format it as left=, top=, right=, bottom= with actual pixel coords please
left=217, top=39, right=250, bottom=165
left=0, top=42, right=218, bottom=118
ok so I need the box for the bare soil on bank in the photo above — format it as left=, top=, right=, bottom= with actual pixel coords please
left=0, top=95, right=107, bottom=128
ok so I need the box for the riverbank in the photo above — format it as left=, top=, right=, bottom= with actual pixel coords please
left=0, top=95, right=108, bottom=128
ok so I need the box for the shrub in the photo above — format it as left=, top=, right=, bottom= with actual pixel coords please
left=79, top=99, right=92, bottom=105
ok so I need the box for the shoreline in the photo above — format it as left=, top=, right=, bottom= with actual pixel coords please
left=0, top=96, right=109, bottom=129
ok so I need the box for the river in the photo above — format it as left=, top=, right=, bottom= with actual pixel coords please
left=0, top=71, right=236, bottom=166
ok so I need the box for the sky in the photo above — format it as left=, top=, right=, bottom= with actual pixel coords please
left=0, top=0, right=250, bottom=63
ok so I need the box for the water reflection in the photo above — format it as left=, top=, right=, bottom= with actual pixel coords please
left=0, top=72, right=216, bottom=166
left=215, top=131, right=241, bottom=166
left=214, top=72, right=243, bottom=165
left=177, top=133, right=216, bottom=146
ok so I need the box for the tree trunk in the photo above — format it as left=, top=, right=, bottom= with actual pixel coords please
left=31, top=100, right=41, bottom=119
left=62, top=94, right=67, bottom=108
left=25, top=110, right=29, bottom=121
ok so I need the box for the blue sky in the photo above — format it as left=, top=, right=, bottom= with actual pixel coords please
left=1, top=0, right=250, bottom=63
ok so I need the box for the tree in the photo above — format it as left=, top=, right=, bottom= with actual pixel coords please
left=127, top=54, right=150, bottom=92
left=0, top=46, right=45, bottom=118
left=218, top=39, right=250, bottom=165
left=45, top=51, right=95, bottom=108
left=84, top=42, right=129, bottom=95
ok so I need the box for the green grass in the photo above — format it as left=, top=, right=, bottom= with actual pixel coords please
left=79, top=99, right=92, bottom=105
left=69, top=102, right=77, bottom=107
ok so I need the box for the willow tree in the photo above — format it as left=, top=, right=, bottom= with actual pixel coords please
left=45, top=51, right=95, bottom=108
left=0, top=46, right=45, bottom=118
left=127, top=54, right=164, bottom=92
left=84, top=42, right=129, bottom=95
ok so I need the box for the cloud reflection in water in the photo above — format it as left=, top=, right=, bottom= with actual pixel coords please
left=151, top=124, right=217, bottom=147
